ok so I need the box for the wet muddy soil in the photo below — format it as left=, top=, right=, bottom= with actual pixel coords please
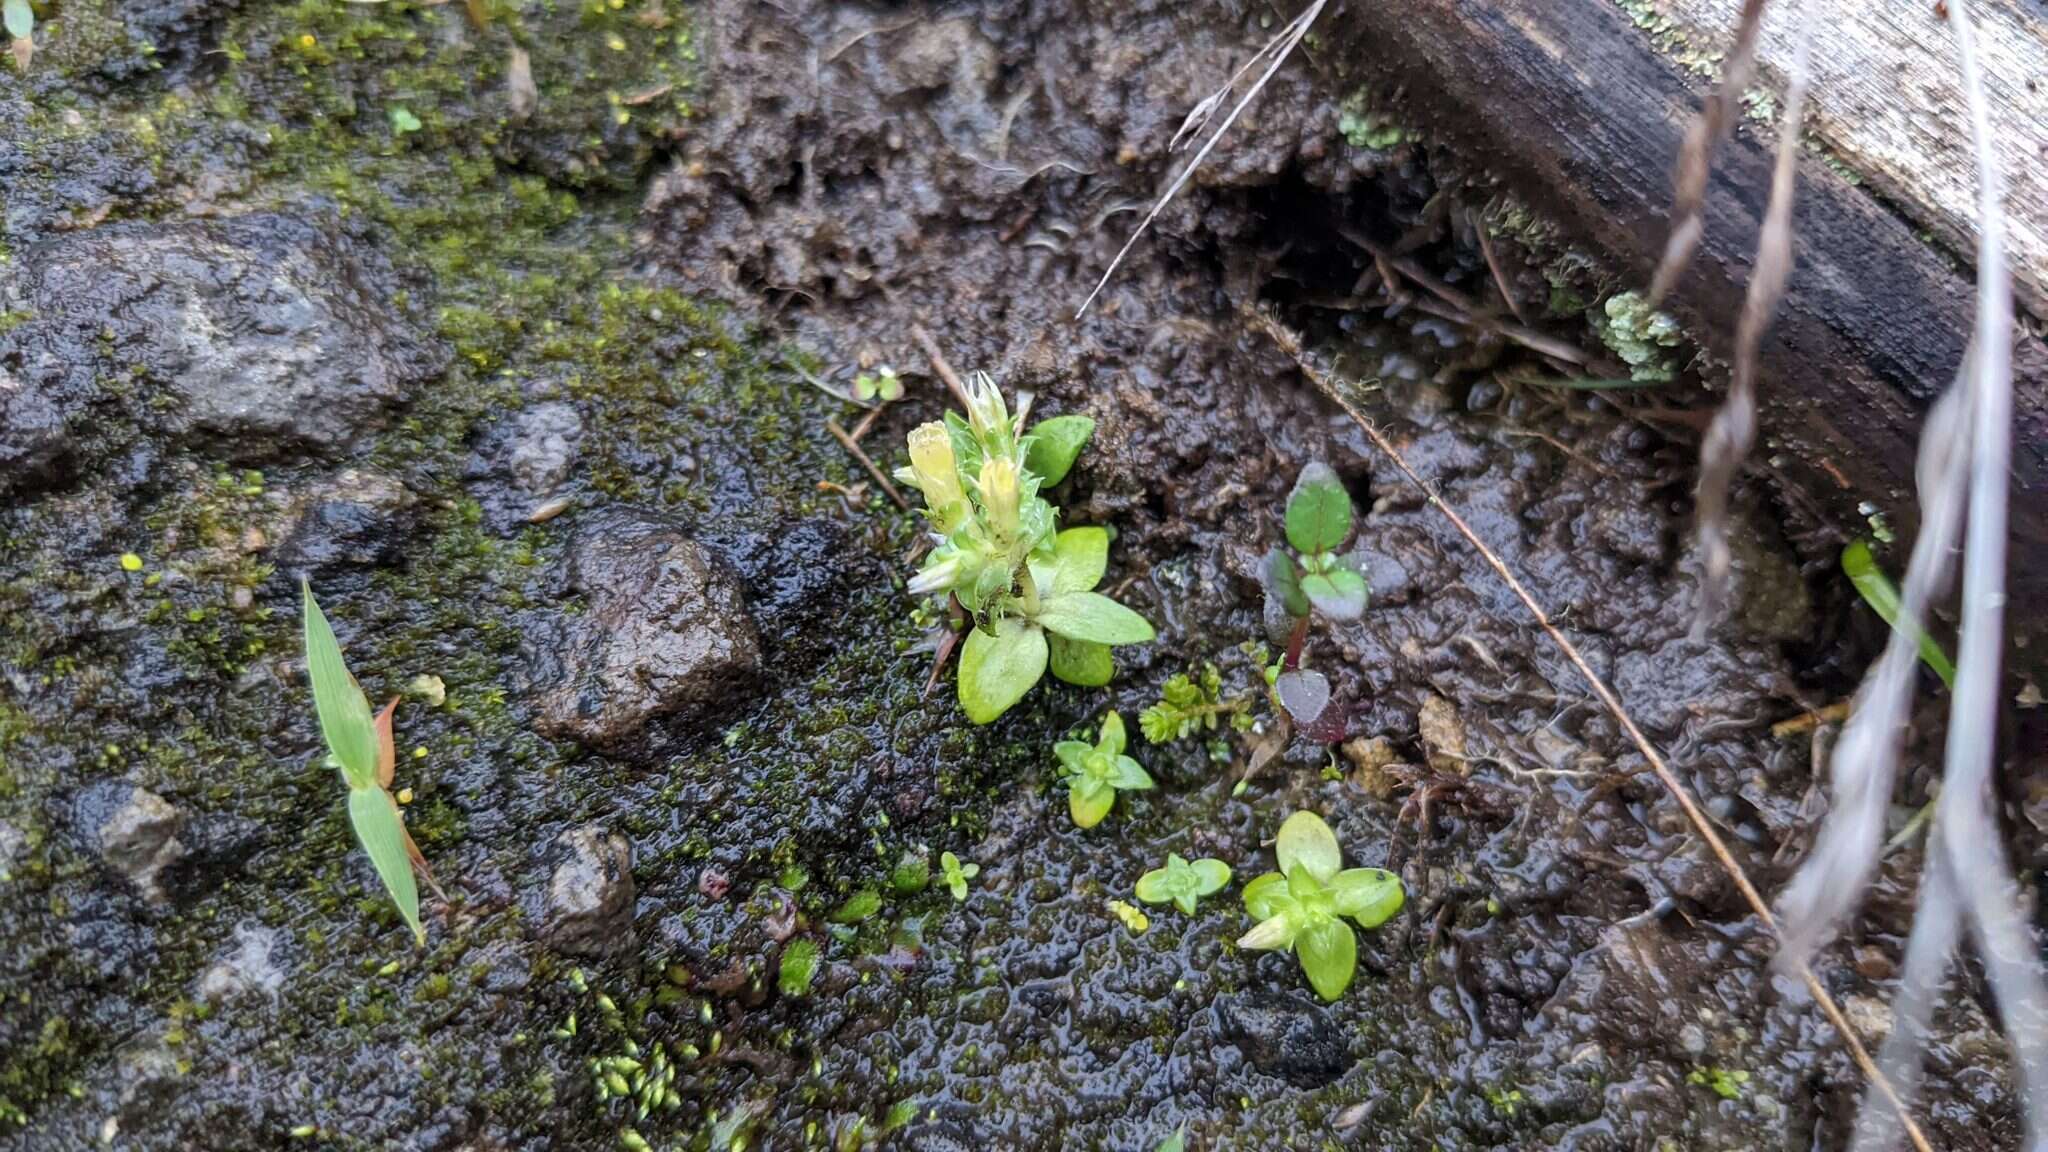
left=0, top=1, right=2035, bottom=1150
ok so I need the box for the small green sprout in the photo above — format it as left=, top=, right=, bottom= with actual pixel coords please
left=1842, top=540, right=1955, bottom=688
left=1259, top=464, right=1368, bottom=727
left=303, top=582, right=445, bottom=946
left=1238, top=811, right=1403, bottom=1001
left=895, top=374, right=1154, bottom=722
left=853, top=365, right=903, bottom=404
left=1054, top=710, right=1154, bottom=828
left=1139, top=664, right=1248, bottom=743
left=1135, top=853, right=1231, bottom=915
left=777, top=938, right=819, bottom=998
left=389, top=106, right=423, bottom=135
left=5, top=0, right=32, bottom=70
left=1155, top=1125, right=1186, bottom=1152
left=940, top=851, right=978, bottom=901
left=1106, top=899, right=1149, bottom=934
left=1687, top=1066, right=1750, bottom=1100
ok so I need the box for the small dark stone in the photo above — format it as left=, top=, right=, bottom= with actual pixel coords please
left=531, top=511, right=763, bottom=751
left=73, top=782, right=185, bottom=900
left=538, top=825, right=636, bottom=957
left=1219, top=989, right=1353, bottom=1087
left=269, top=468, right=419, bottom=574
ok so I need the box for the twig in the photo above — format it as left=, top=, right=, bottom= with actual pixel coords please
left=1247, top=306, right=1932, bottom=1152
left=1768, top=699, right=1851, bottom=738
left=827, top=419, right=906, bottom=509
left=1075, top=0, right=1325, bottom=317
left=1649, top=0, right=1772, bottom=304
left=1339, top=226, right=1587, bottom=365
left=910, top=324, right=973, bottom=409
left=1693, top=5, right=1814, bottom=632
left=1472, top=210, right=1529, bottom=325
left=848, top=404, right=884, bottom=445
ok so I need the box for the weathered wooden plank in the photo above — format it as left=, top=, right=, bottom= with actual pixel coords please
left=1638, top=0, right=2048, bottom=317
left=1326, top=0, right=2048, bottom=635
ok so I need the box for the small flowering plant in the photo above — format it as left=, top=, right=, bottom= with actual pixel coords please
left=1239, top=811, right=1403, bottom=1001
left=896, top=373, right=1155, bottom=723
left=1261, top=463, right=1369, bottom=728
left=1055, top=710, right=1154, bottom=828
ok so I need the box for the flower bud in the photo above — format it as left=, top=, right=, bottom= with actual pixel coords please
left=904, top=423, right=968, bottom=531
left=964, top=372, right=1010, bottom=447
left=977, top=456, right=1020, bottom=538
left=1237, top=915, right=1296, bottom=952
left=907, top=555, right=962, bottom=597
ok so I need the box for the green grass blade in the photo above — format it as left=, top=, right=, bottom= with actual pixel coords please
left=303, top=582, right=380, bottom=787
left=348, top=787, right=425, bottom=946
left=1842, top=541, right=1955, bottom=688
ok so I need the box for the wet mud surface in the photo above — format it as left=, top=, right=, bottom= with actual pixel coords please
left=0, top=1, right=2034, bottom=1150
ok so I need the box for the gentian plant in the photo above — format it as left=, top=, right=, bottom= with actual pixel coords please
left=1054, top=710, right=1154, bottom=828
left=896, top=373, right=1154, bottom=722
left=1261, top=463, right=1368, bottom=727
left=1135, top=853, right=1232, bottom=915
left=1239, top=811, right=1403, bottom=1000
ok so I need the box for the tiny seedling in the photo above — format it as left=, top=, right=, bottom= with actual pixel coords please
left=1259, top=463, right=1368, bottom=729
left=1054, top=710, right=1155, bottom=828
left=1135, top=853, right=1232, bottom=915
left=896, top=374, right=1154, bottom=722
left=5, top=0, right=31, bottom=70
left=1139, top=664, right=1251, bottom=743
left=303, top=582, right=445, bottom=946
left=853, top=365, right=903, bottom=404
left=1842, top=540, right=1955, bottom=688
left=940, top=851, right=978, bottom=901
left=1238, top=811, right=1403, bottom=1001
left=1154, top=1125, right=1187, bottom=1152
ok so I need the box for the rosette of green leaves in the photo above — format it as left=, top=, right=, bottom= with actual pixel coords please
left=1135, top=853, right=1232, bottom=915
left=1238, top=811, right=1403, bottom=1000
left=895, top=374, right=1155, bottom=723
left=303, top=583, right=428, bottom=946
left=1054, top=710, right=1154, bottom=828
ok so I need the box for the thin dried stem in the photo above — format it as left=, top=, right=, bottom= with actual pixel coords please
left=827, top=419, right=907, bottom=509
left=1075, top=0, right=1324, bottom=318
left=910, top=323, right=974, bottom=409
left=1693, top=6, right=1812, bottom=631
left=1649, top=0, right=1772, bottom=304
left=1248, top=306, right=1932, bottom=1152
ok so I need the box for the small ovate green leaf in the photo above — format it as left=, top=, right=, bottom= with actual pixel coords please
left=1275, top=810, right=1343, bottom=883
left=1133, top=860, right=1179, bottom=907
left=1155, top=1124, right=1186, bottom=1152
left=1048, top=634, right=1115, bottom=686
left=1190, top=858, right=1232, bottom=896
left=3, top=0, right=30, bottom=44
left=1296, top=917, right=1358, bottom=1001
left=1328, top=868, right=1405, bottom=927
left=1238, top=913, right=1296, bottom=951
left=1301, top=567, right=1369, bottom=620
left=1107, top=755, right=1154, bottom=791
left=1023, top=415, right=1095, bottom=486
left=1069, top=780, right=1115, bottom=829
left=1284, top=462, right=1355, bottom=555
left=1035, top=592, right=1155, bottom=645
left=1046, top=526, right=1109, bottom=593
left=778, top=938, right=820, bottom=998
left=304, top=583, right=379, bottom=789
left=830, top=888, right=882, bottom=924
left=1263, top=547, right=1310, bottom=619
left=1242, top=871, right=1291, bottom=921
left=958, top=618, right=1050, bottom=724
left=1842, top=540, right=1956, bottom=688
left=1054, top=739, right=1094, bottom=774
left=348, top=788, right=424, bottom=946
left=1097, top=709, right=1127, bottom=756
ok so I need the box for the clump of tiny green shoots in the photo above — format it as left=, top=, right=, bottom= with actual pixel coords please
left=1135, top=854, right=1231, bottom=915
left=1260, top=463, right=1368, bottom=729
left=1139, top=663, right=1251, bottom=743
left=1239, top=811, right=1403, bottom=1000
left=895, top=373, right=1155, bottom=722
left=854, top=365, right=903, bottom=404
left=940, top=851, right=977, bottom=901
left=302, top=582, right=445, bottom=946
left=1054, top=710, right=1154, bottom=828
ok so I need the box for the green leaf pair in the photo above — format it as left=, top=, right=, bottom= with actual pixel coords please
left=1238, top=811, right=1403, bottom=1001
left=304, top=582, right=436, bottom=947
left=1266, top=463, right=1369, bottom=623
left=958, top=527, right=1156, bottom=723
left=940, top=851, right=978, bottom=901
left=1134, top=853, right=1232, bottom=915
left=1053, top=710, right=1155, bottom=828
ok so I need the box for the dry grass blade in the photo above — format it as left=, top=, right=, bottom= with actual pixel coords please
left=1850, top=0, right=2048, bottom=1145
left=1693, top=6, right=1813, bottom=631
left=1075, top=0, right=1325, bottom=318
left=1247, top=306, right=1932, bottom=1152
left=1649, top=0, right=1771, bottom=304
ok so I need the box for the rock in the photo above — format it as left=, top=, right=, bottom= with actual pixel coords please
left=73, top=782, right=185, bottom=900
left=505, top=402, right=584, bottom=496
left=269, top=468, right=419, bottom=573
left=0, top=819, right=24, bottom=880
left=532, top=511, right=763, bottom=749
left=539, top=825, right=636, bottom=957
left=1219, top=989, right=1352, bottom=1087
left=0, top=213, right=443, bottom=494
left=195, top=922, right=289, bottom=1005
left=1342, top=736, right=1400, bottom=799
left=1417, top=693, right=1469, bottom=775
